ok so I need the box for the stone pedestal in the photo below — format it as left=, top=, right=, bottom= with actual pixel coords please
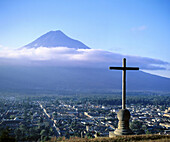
left=110, top=109, right=133, bottom=137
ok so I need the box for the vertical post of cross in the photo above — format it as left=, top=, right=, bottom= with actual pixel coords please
left=122, top=58, right=126, bottom=109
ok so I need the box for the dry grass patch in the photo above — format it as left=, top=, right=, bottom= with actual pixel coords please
left=48, top=134, right=170, bottom=142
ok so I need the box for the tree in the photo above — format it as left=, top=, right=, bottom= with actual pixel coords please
left=145, top=129, right=152, bottom=134
left=0, top=129, right=15, bottom=142
left=14, top=128, right=22, bottom=140
left=40, top=129, right=47, bottom=137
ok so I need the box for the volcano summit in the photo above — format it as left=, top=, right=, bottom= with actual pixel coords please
left=22, top=30, right=90, bottom=49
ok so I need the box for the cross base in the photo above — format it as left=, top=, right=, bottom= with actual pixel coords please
left=109, top=109, right=134, bottom=137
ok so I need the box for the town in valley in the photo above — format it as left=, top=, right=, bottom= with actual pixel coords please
left=0, top=92, right=169, bottom=141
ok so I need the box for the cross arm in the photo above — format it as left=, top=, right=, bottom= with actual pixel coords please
left=109, top=67, right=124, bottom=70
left=109, top=67, right=139, bottom=70
left=126, top=67, right=139, bottom=70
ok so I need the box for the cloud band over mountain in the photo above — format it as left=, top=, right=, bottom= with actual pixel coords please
left=0, top=47, right=169, bottom=70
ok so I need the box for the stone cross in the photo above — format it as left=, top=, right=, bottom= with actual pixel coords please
left=109, top=58, right=139, bottom=109
left=109, top=58, right=139, bottom=136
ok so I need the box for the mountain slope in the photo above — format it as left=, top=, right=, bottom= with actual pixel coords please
left=0, top=66, right=170, bottom=93
left=22, top=30, right=90, bottom=49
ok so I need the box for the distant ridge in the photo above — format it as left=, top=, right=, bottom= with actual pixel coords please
left=22, top=30, right=90, bottom=49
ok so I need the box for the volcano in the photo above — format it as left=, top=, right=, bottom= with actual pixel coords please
left=22, top=30, right=90, bottom=49
left=0, top=30, right=169, bottom=94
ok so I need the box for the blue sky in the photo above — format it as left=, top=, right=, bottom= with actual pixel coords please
left=0, top=0, right=170, bottom=77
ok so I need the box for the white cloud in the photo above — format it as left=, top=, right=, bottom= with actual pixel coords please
left=0, top=47, right=169, bottom=70
left=131, top=25, right=147, bottom=31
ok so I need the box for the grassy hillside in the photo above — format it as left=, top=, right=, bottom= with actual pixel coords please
left=49, top=134, right=170, bottom=142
